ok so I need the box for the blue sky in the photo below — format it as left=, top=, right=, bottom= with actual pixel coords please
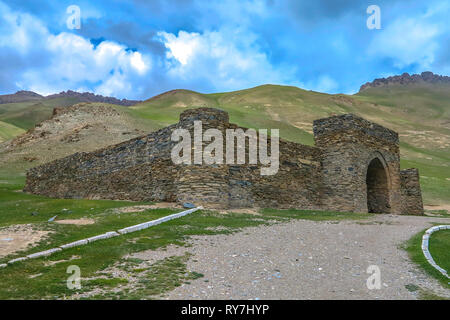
left=0, top=0, right=449, bottom=99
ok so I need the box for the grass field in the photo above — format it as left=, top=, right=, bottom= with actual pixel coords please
left=429, top=230, right=450, bottom=276
left=0, top=97, right=81, bottom=130
left=0, top=175, right=372, bottom=299
left=0, top=121, right=25, bottom=143
left=404, top=228, right=450, bottom=290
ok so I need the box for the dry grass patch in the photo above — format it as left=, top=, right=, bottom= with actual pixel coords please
left=0, top=224, right=49, bottom=258
left=54, top=218, right=95, bottom=225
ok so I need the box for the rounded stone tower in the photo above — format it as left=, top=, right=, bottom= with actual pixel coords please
left=175, top=108, right=231, bottom=208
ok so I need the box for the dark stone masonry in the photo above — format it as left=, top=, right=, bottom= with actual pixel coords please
left=24, top=107, right=424, bottom=215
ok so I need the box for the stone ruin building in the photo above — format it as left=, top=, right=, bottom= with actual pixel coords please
left=24, top=107, right=424, bottom=215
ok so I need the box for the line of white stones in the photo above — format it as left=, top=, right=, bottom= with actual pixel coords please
left=0, top=206, right=202, bottom=269
left=421, top=225, right=449, bottom=279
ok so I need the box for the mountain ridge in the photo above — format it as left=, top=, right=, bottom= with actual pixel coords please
left=3, top=71, right=450, bottom=106
left=0, top=90, right=141, bottom=106
left=359, top=71, right=450, bottom=92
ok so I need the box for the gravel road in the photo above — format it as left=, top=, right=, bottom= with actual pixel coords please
left=158, top=214, right=450, bottom=300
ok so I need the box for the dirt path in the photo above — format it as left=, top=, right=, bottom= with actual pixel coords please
left=0, top=224, right=49, bottom=258
left=162, top=214, right=450, bottom=300
left=425, top=204, right=450, bottom=212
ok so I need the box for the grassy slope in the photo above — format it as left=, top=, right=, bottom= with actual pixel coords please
left=0, top=121, right=25, bottom=143
left=0, top=97, right=82, bottom=130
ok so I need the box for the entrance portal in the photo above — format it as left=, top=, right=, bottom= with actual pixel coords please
left=366, top=158, right=390, bottom=213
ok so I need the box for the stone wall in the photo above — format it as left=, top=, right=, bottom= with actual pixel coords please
left=24, top=108, right=323, bottom=209
left=400, top=168, right=424, bottom=215
left=171, top=108, right=324, bottom=209
left=24, top=108, right=423, bottom=215
left=24, top=124, right=181, bottom=202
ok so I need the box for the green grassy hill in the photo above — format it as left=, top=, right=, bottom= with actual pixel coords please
left=0, top=121, right=25, bottom=143
left=0, top=83, right=448, bottom=205
left=0, top=97, right=82, bottom=130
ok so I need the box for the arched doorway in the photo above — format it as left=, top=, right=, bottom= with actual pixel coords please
left=366, top=157, right=390, bottom=213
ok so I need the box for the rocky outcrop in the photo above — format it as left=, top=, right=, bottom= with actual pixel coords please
left=359, top=72, right=450, bottom=92
left=5, top=104, right=123, bottom=149
left=45, top=90, right=140, bottom=106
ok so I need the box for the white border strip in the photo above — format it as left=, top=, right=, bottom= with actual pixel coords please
left=421, top=225, right=449, bottom=279
left=0, top=206, right=202, bottom=268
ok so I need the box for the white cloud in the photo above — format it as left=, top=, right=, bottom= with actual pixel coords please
left=0, top=2, right=151, bottom=98
left=95, top=72, right=132, bottom=97
left=19, top=33, right=152, bottom=97
left=306, top=75, right=338, bottom=93
left=130, top=52, right=149, bottom=74
left=367, top=4, right=448, bottom=70
left=159, top=31, right=201, bottom=65
left=156, top=28, right=301, bottom=92
left=0, top=2, right=48, bottom=54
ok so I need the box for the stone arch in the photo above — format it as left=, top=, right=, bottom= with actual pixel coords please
left=365, top=152, right=391, bottom=213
